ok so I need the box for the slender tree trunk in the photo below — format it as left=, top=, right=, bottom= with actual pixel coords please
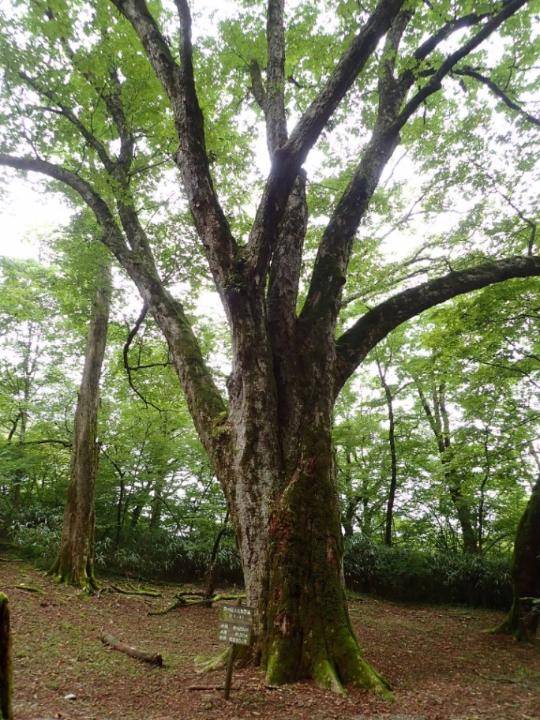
left=0, top=594, right=12, bottom=720
left=494, top=478, right=540, bottom=641
left=416, top=381, right=479, bottom=554
left=149, top=476, right=165, bottom=530
left=50, top=256, right=112, bottom=590
left=376, top=359, right=397, bottom=546
left=203, top=509, right=229, bottom=600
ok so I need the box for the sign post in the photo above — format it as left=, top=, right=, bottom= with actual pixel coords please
left=218, top=604, right=253, bottom=699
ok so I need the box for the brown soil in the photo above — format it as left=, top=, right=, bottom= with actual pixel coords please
left=1, top=557, right=539, bottom=720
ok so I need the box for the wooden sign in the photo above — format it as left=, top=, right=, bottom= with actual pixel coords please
left=218, top=604, right=253, bottom=699
left=218, top=605, right=253, bottom=646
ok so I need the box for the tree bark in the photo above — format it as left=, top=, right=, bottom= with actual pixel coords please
left=494, top=478, right=540, bottom=641
left=50, top=255, right=112, bottom=590
left=376, top=359, right=398, bottom=546
left=0, top=594, right=13, bottom=720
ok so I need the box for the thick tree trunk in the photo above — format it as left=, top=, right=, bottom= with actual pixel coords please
left=50, top=257, right=112, bottom=590
left=261, top=422, right=388, bottom=694
left=220, top=338, right=390, bottom=695
left=495, top=478, right=540, bottom=641
left=0, top=594, right=13, bottom=720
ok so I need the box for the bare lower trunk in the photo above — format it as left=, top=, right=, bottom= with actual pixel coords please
left=261, top=421, right=388, bottom=694
left=50, top=257, right=112, bottom=590
left=0, top=593, right=13, bottom=720
left=495, top=478, right=540, bottom=641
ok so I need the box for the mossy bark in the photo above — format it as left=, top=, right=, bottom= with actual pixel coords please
left=258, top=421, right=390, bottom=696
left=50, top=257, right=112, bottom=592
left=494, top=478, right=540, bottom=641
left=0, top=594, right=13, bottom=720
left=223, top=336, right=391, bottom=695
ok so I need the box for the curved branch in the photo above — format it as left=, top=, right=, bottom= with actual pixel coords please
left=300, top=0, right=530, bottom=331
left=335, top=255, right=540, bottom=391
left=111, top=0, right=237, bottom=294
left=19, top=71, right=114, bottom=172
left=0, top=153, right=228, bottom=457
left=122, top=302, right=163, bottom=411
left=453, top=66, right=540, bottom=127
left=0, top=154, right=128, bottom=258
left=394, top=0, right=529, bottom=132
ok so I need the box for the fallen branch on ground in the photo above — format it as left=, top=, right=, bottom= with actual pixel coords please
left=9, top=584, right=43, bottom=593
left=100, top=631, right=163, bottom=666
left=148, top=592, right=245, bottom=616
left=109, top=584, right=162, bottom=598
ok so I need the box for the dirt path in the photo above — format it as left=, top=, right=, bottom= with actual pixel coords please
left=1, top=557, right=538, bottom=720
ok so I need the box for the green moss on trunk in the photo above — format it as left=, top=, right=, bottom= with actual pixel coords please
left=493, top=479, right=540, bottom=641
left=259, top=416, right=391, bottom=696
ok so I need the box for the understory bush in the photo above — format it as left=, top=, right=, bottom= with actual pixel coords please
left=94, top=527, right=243, bottom=586
left=6, top=508, right=511, bottom=608
left=6, top=504, right=62, bottom=566
left=344, top=536, right=512, bottom=609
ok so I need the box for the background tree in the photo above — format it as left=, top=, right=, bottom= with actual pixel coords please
left=49, top=244, right=112, bottom=590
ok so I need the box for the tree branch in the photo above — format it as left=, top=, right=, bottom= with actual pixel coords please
left=245, top=0, right=405, bottom=283
left=265, top=0, right=287, bottom=154
left=111, top=0, right=237, bottom=295
left=301, top=0, right=530, bottom=332
left=394, top=0, right=529, bottom=132
left=335, top=255, right=540, bottom=391
left=300, top=10, right=412, bottom=327
left=453, top=66, right=540, bottom=127
left=0, top=153, right=228, bottom=456
left=19, top=71, right=114, bottom=172
left=0, top=154, right=128, bottom=259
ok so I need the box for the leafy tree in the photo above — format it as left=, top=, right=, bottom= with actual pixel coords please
left=0, top=0, right=539, bottom=693
left=49, top=248, right=112, bottom=590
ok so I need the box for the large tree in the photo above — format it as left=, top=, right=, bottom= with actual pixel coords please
left=0, top=0, right=539, bottom=694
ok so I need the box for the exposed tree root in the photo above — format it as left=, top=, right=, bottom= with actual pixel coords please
left=100, top=631, right=163, bottom=666
left=490, top=598, right=539, bottom=642
left=49, top=565, right=98, bottom=594
left=265, top=631, right=393, bottom=699
left=195, top=646, right=231, bottom=673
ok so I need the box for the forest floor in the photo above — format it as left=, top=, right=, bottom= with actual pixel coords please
left=1, top=554, right=539, bottom=720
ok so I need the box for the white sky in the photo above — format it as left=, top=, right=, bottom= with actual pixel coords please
left=0, top=177, right=71, bottom=260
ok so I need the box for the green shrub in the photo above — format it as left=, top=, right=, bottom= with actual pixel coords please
left=7, top=505, right=62, bottom=566
left=344, top=536, right=512, bottom=609
left=94, top=526, right=243, bottom=585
